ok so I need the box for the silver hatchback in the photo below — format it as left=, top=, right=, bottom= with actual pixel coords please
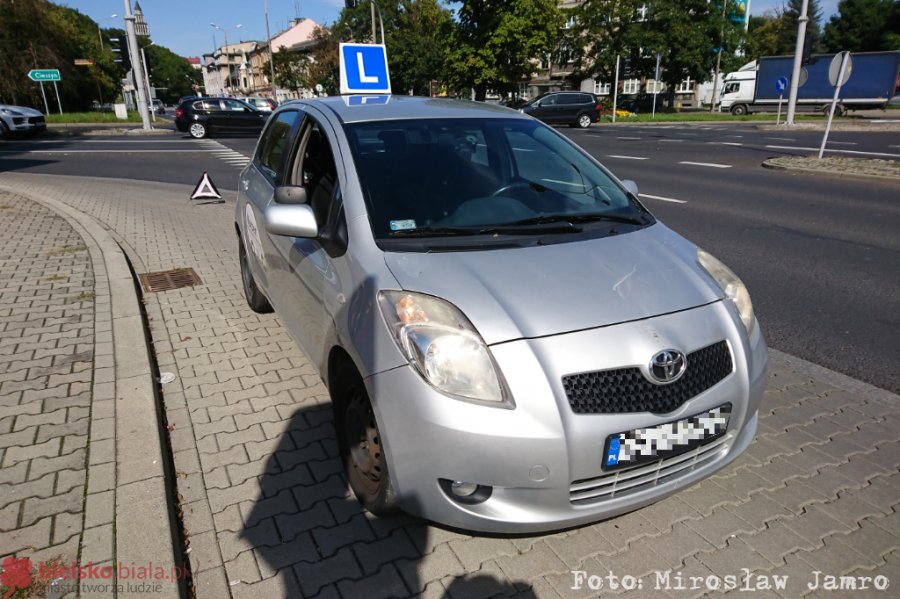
left=235, top=96, right=768, bottom=533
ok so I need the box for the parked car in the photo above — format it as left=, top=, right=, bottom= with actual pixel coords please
left=0, top=104, right=46, bottom=138
left=150, top=99, right=165, bottom=115
left=235, top=95, right=768, bottom=533
left=235, top=96, right=278, bottom=112
left=174, top=97, right=269, bottom=139
left=617, top=93, right=666, bottom=114
left=520, top=91, right=601, bottom=128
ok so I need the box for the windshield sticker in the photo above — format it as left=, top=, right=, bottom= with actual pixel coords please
left=390, top=219, right=417, bottom=231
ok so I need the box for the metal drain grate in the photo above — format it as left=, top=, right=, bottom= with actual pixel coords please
left=139, top=268, right=202, bottom=293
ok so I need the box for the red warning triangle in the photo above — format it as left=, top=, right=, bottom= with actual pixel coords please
left=190, top=171, right=222, bottom=200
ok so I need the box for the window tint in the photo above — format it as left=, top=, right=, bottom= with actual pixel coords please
left=579, top=94, right=594, bottom=104
left=557, top=94, right=580, bottom=105
left=540, top=94, right=558, bottom=106
left=223, top=99, right=247, bottom=111
left=297, top=122, right=339, bottom=227
left=255, top=110, right=300, bottom=183
left=345, top=118, right=642, bottom=240
left=199, top=100, right=220, bottom=111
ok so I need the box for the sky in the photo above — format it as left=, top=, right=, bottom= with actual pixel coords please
left=61, top=0, right=841, bottom=59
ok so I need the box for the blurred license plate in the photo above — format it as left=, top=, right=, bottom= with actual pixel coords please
left=602, top=404, right=731, bottom=471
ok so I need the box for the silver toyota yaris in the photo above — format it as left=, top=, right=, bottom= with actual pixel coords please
left=235, top=95, right=768, bottom=533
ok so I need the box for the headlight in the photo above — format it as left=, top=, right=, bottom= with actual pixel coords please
left=378, top=291, right=506, bottom=404
left=0, top=108, right=21, bottom=116
left=697, top=249, right=755, bottom=334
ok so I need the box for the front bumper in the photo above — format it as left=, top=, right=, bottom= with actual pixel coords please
left=368, top=300, right=767, bottom=533
left=3, top=115, right=45, bottom=134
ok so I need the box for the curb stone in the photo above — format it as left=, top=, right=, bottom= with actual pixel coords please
left=0, top=185, right=181, bottom=599
left=761, top=157, right=900, bottom=181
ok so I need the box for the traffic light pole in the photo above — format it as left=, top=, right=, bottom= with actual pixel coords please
left=123, top=0, right=151, bottom=130
left=785, top=0, right=810, bottom=125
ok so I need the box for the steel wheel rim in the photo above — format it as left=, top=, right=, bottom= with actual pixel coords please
left=190, top=123, right=205, bottom=137
left=345, top=390, right=383, bottom=497
left=579, top=115, right=591, bottom=128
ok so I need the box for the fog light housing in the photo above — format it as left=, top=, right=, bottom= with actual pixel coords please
left=439, top=479, right=492, bottom=505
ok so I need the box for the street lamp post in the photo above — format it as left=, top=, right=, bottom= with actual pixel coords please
left=141, top=43, right=156, bottom=122
left=210, top=23, right=242, bottom=96
left=97, top=14, right=118, bottom=50
left=123, top=0, right=151, bottom=130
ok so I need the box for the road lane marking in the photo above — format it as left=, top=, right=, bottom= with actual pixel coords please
left=658, top=139, right=683, bottom=142
left=679, top=161, right=732, bottom=168
left=726, top=135, right=744, bottom=138
left=826, top=141, right=857, bottom=145
left=606, top=155, right=649, bottom=160
left=767, top=137, right=796, bottom=141
left=765, top=145, right=900, bottom=158
left=639, top=193, right=687, bottom=204
left=617, top=136, right=641, bottom=140
left=710, top=142, right=743, bottom=146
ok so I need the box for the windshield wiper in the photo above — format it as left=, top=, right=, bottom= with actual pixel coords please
left=390, top=226, right=481, bottom=237
left=502, top=213, right=649, bottom=228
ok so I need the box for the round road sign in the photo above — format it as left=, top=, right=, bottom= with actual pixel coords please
left=828, top=52, right=853, bottom=87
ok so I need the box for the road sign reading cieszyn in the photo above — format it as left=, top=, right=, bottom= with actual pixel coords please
left=339, top=44, right=391, bottom=95
left=28, top=69, right=61, bottom=82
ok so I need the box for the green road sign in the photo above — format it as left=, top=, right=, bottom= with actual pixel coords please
left=28, top=69, right=61, bottom=82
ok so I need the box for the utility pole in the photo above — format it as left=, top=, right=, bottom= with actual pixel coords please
left=785, top=0, right=810, bottom=125
left=710, top=0, right=730, bottom=113
left=123, top=0, right=151, bottom=129
left=265, top=0, right=277, bottom=99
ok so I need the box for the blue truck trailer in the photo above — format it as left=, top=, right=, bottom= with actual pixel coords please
left=719, top=51, right=900, bottom=116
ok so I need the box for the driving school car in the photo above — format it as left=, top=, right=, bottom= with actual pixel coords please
left=235, top=95, right=768, bottom=533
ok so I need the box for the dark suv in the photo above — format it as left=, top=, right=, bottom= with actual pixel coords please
left=174, top=97, right=269, bottom=139
left=520, top=92, right=601, bottom=128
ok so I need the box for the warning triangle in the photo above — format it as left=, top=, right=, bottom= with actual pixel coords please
left=190, top=171, right=223, bottom=201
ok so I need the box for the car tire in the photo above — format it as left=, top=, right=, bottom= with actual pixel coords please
left=576, top=113, right=592, bottom=128
left=333, top=360, right=399, bottom=517
left=239, top=239, right=273, bottom=313
left=730, top=104, right=748, bottom=116
left=189, top=122, right=208, bottom=139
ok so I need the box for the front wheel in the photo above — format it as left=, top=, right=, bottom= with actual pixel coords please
left=333, top=361, right=399, bottom=516
left=576, top=113, right=592, bottom=128
left=189, top=122, right=208, bottom=139
left=730, top=104, right=748, bottom=116
left=239, top=239, right=272, bottom=313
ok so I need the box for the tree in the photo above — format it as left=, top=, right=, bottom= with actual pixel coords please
left=272, top=26, right=340, bottom=96
left=142, top=42, right=202, bottom=105
left=823, top=0, right=900, bottom=52
left=390, top=0, right=454, bottom=95
left=776, top=0, right=824, bottom=54
left=744, top=13, right=786, bottom=59
left=445, top=0, right=563, bottom=100
left=565, top=0, right=643, bottom=84
left=640, top=0, right=743, bottom=106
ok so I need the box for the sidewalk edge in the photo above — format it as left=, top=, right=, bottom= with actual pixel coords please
left=1, top=187, right=182, bottom=598
left=768, top=348, right=898, bottom=405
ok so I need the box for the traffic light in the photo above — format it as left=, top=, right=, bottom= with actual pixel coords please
left=801, top=33, right=817, bottom=66
left=110, top=38, right=131, bottom=73
left=345, top=0, right=357, bottom=7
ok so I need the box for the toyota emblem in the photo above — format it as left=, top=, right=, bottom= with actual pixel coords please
left=649, top=349, right=687, bottom=384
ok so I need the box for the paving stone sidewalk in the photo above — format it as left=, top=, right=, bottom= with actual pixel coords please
left=0, top=191, right=105, bottom=595
left=0, top=173, right=897, bottom=599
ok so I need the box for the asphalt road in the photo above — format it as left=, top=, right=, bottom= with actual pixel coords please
left=1, top=120, right=897, bottom=393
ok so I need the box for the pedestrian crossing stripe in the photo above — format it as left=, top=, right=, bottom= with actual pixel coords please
left=191, top=171, right=223, bottom=201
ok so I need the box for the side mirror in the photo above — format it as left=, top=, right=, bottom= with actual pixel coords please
left=621, top=179, right=639, bottom=197
left=264, top=203, right=318, bottom=238
left=274, top=185, right=307, bottom=205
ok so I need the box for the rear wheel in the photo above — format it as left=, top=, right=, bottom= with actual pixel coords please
left=333, top=361, right=398, bottom=516
left=189, top=122, right=208, bottom=139
left=576, top=113, right=592, bottom=128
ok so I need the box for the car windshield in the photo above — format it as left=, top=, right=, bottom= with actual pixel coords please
left=344, top=118, right=651, bottom=242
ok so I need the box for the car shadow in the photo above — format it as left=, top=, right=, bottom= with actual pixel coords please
left=240, top=401, right=539, bottom=597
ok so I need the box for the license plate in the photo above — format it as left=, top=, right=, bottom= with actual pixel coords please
left=602, top=404, right=732, bottom=471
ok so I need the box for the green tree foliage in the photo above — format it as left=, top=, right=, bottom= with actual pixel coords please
left=142, top=42, right=202, bottom=105
left=445, top=0, right=563, bottom=100
left=565, top=0, right=643, bottom=82
left=639, top=0, right=743, bottom=103
left=823, top=0, right=900, bottom=52
left=744, top=13, right=786, bottom=59
left=776, top=0, right=824, bottom=54
left=390, top=0, right=454, bottom=95
left=272, top=26, right=340, bottom=95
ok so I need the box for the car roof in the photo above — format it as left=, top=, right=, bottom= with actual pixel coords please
left=288, top=95, right=530, bottom=124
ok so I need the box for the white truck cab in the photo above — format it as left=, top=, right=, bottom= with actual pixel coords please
left=718, top=62, right=757, bottom=115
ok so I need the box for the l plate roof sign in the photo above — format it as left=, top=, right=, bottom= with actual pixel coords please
left=339, top=44, right=391, bottom=95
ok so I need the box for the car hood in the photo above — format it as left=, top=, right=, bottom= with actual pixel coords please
left=382, top=224, right=723, bottom=345
left=0, top=104, right=43, bottom=117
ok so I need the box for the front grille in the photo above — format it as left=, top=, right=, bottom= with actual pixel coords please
left=28, top=116, right=45, bottom=125
left=563, top=341, right=733, bottom=414
left=569, top=433, right=732, bottom=505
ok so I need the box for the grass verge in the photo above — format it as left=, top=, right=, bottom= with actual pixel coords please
left=46, top=112, right=143, bottom=124
left=601, top=111, right=826, bottom=123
